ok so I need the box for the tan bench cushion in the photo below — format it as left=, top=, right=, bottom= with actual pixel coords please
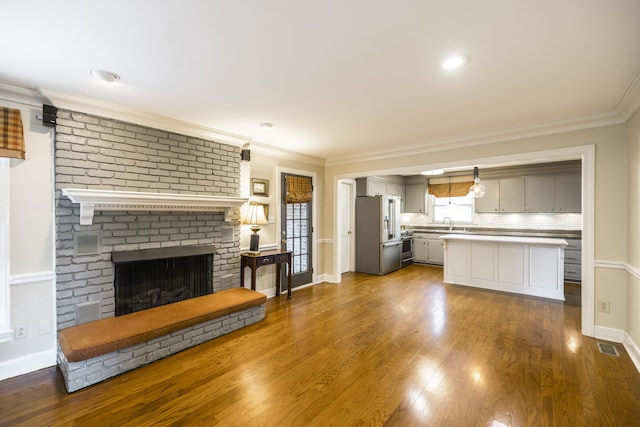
left=59, top=288, right=266, bottom=362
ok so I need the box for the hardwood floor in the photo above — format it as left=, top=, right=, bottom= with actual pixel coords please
left=1, top=265, right=640, bottom=426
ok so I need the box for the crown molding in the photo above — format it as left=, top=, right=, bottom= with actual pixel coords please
left=39, top=88, right=252, bottom=147
left=614, top=69, right=640, bottom=121
left=249, top=140, right=325, bottom=167
left=325, top=111, right=624, bottom=167
left=0, top=81, right=48, bottom=108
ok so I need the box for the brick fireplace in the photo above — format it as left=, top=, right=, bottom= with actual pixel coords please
left=54, top=110, right=244, bottom=331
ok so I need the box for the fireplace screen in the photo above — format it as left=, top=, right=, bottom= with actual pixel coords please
left=114, top=254, right=212, bottom=316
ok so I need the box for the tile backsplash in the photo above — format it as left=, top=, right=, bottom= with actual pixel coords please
left=402, top=212, right=582, bottom=230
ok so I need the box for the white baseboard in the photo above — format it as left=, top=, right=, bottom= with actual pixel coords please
left=0, top=348, right=57, bottom=381
left=594, top=325, right=626, bottom=343
left=261, top=287, right=276, bottom=299
left=317, top=273, right=337, bottom=283
left=624, top=332, right=640, bottom=374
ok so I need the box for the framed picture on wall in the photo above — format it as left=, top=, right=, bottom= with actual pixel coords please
left=251, top=178, right=269, bottom=196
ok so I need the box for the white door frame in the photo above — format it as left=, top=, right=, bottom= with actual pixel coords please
left=276, top=166, right=318, bottom=285
left=337, top=179, right=356, bottom=274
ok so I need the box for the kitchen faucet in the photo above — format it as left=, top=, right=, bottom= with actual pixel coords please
left=443, top=217, right=454, bottom=231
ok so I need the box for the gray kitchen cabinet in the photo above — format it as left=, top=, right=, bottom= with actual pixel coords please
left=526, top=174, right=581, bottom=213
left=405, top=183, right=427, bottom=213
left=387, top=181, right=404, bottom=199
left=474, top=179, right=500, bottom=212
left=356, top=177, right=388, bottom=196
left=555, top=174, right=581, bottom=213
left=564, top=238, right=581, bottom=282
left=499, top=177, right=526, bottom=212
left=427, top=235, right=444, bottom=264
left=526, top=176, right=556, bottom=212
left=414, top=233, right=443, bottom=265
left=474, top=177, right=525, bottom=213
left=414, top=235, right=428, bottom=262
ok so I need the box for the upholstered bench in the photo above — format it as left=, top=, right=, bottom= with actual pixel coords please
left=57, top=288, right=266, bottom=392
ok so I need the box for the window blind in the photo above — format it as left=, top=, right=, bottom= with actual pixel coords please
left=285, top=176, right=312, bottom=204
left=0, top=107, right=26, bottom=160
left=427, top=181, right=473, bottom=198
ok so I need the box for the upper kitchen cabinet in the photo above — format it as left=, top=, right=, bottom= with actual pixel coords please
left=526, top=174, right=581, bottom=213
left=526, top=176, right=556, bottom=212
left=474, top=179, right=499, bottom=212
left=356, top=176, right=404, bottom=198
left=386, top=181, right=404, bottom=198
left=554, top=174, right=581, bottom=213
left=403, top=175, right=428, bottom=213
left=405, top=183, right=427, bottom=213
left=475, top=178, right=525, bottom=213
left=500, top=177, right=526, bottom=212
left=356, top=177, right=388, bottom=196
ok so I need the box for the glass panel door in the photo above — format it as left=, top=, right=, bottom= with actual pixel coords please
left=281, top=173, right=312, bottom=289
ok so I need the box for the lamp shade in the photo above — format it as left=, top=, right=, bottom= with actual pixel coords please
left=242, top=204, right=268, bottom=225
left=242, top=204, right=267, bottom=253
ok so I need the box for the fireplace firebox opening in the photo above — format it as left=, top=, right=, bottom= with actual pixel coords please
left=112, top=245, right=216, bottom=316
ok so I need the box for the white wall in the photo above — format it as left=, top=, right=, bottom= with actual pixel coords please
left=0, top=95, right=56, bottom=380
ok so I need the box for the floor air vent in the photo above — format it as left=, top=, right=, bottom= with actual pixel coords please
left=597, top=342, right=620, bottom=357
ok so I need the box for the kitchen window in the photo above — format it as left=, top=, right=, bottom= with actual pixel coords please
left=431, top=194, right=474, bottom=223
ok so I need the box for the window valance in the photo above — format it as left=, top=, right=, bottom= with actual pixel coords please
left=285, top=176, right=312, bottom=204
left=0, top=107, right=25, bottom=160
left=427, top=181, right=473, bottom=198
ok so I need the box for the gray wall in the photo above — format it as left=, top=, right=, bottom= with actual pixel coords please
left=55, top=110, right=242, bottom=330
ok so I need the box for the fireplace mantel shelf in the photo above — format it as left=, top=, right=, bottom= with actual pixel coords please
left=61, top=188, right=248, bottom=225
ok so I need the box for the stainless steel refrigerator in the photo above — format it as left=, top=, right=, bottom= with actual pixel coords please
left=355, top=195, right=402, bottom=275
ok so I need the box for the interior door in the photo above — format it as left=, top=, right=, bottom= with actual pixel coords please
left=281, top=173, right=313, bottom=289
left=339, top=181, right=353, bottom=273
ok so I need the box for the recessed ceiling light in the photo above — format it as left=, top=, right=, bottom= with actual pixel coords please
left=259, top=122, right=273, bottom=129
left=89, top=69, right=120, bottom=82
left=439, top=55, right=470, bottom=71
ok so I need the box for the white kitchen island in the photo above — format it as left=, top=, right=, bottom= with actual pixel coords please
left=441, top=234, right=567, bottom=301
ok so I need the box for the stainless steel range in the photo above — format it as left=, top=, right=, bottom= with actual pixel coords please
left=401, top=230, right=414, bottom=267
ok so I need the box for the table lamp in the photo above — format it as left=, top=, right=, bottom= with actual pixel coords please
left=242, top=204, right=268, bottom=253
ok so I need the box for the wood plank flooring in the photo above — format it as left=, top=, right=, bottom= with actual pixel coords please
left=1, top=265, right=640, bottom=426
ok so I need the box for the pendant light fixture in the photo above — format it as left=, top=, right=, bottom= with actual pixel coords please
left=469, top=166, right=486, bottom=198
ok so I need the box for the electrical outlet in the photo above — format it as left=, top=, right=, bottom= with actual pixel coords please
left=598, top=300, right=610, bottom=313
left=15, top=325, right=27, bottom=339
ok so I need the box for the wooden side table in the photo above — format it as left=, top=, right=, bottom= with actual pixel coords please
left=240, top=249, right=293, bottom=299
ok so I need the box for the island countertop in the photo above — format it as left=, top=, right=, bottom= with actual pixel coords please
left=408, top=226, right=580, bottom=239
left=439, top=233, right=568, bottom=247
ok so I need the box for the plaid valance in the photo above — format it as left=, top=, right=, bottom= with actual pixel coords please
left=0, top=107, right=26, bottom=160
left=285, top=176, right=312, bottom=204
left=427, top=181, right=473, bottom=198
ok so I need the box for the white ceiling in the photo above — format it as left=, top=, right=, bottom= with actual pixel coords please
left=2, top=1, right=640, bottom=163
